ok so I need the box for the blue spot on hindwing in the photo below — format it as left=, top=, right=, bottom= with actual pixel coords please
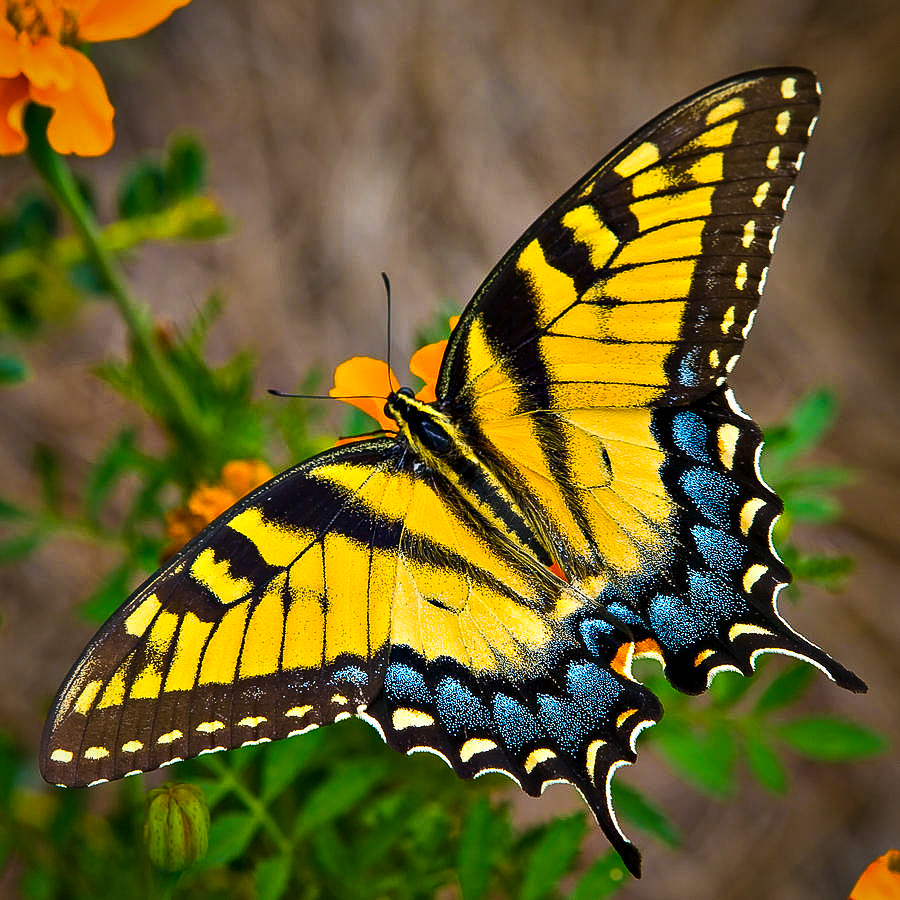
left=435, top=678, right=491, bottom=734
left=680, top=466, right=738, bottom=527
left=384, top=663, right=428, bottom=704
left=648, top=568, right=748, bottom=651
left=688, top=569, right=742, bottom=616
left=565, top=662, right=617, bottom=710
left=690, top=524, right=745, bottom=571
left=647, top=592, right=709, bottom=650
left=332, top=665, right=367, bottom=688
left=536, top=694, right=580, bottom=752
left=492, top=694, right=541, bottom=753
left=535, top=662, right=619, bottom=753
left=678, top=349, right=703, bottom=388
left=670, top=411, right=709, bottom=462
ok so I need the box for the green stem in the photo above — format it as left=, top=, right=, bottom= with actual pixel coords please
left=201, top=755, right=292, bottom=855
left=23, top=104, right=204, bottom=443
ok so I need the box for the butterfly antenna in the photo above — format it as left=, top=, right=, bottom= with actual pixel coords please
left=267, top=389, right=385, bottom=401
left=382, top=272, right=393, bottom=398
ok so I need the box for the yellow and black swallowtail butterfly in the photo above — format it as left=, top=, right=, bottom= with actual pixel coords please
left=41, top=67, right=865, bottom=877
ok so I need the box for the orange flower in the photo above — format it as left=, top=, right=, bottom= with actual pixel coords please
left=163, top=459, right=273, bottom=557
left=850, top=850, right=900, bottom=900
left=330, top=317, right=459, bottom=441
left=1, top=0, right=192, bottom=156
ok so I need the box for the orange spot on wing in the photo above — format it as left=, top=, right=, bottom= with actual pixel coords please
left=610, top=642, right=632, bottom=676
left=635, top=638, right=663, bottom=658
left=547, top=561, right=568, bottom=582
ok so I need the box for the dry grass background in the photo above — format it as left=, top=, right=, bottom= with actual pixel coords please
left=1, top=1, right=898, bottom=897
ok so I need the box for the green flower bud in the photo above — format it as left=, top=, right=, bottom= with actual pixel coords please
left=144, top=783, right=210, bottom=871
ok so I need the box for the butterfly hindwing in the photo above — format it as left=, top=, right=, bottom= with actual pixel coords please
left=570, top=386, right=866, bottom=694
left=360, top=467, right=662, bottom=872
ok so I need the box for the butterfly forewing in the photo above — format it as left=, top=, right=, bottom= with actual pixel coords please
left=41, top=440, right=405, bottom=787
left=440, top=68, right=820, bottom=408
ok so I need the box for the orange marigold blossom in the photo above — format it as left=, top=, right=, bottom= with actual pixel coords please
left=850, top=850, right=900, bottom=900
left=163, top=459, right=273, bottom=557
left=330, top=317, right=459, bottom=440
left=0, top=0, right=192, bottom=156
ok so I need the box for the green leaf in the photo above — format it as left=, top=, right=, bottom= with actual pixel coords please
left=0, top=531, right=43, bottom=564
left=311, top=821, right=352, bottom=879
left=0, top=355, right=27, bottom=384
left=166, top=135, right=207, bottom=199
left=754, top=662, right=816, bottom=716
left=293, top=762, right=388, bottom=838
left=79, top=562, right=136, bottom=623
left=777, top=466, right=854, bottom=491
left=255, top=855, right=291, bottom=900
left=457, top=797, right=496, bottom=900
left=0, top=496, right=26, bottom=519
left=84, top=428, right=142, bottom=525
left=784, top=493, right=841, bottom=523
left=610, top=782, right=679, bottom=847
left=412, top=298, right=460, bottom=348
left=767, top=389, right=838, bottom=464
left=777, top=717, right=886, bottom=760
left=743, top=731, right=787, bottom=793
left=67, top=258, right=108, bottom=294
left=519, top=813, right=586, bottom=900
left=654, top=720, right=737, bottom=796
left=789, top=552, right=854, bottom=587
left=260, top=729, right=324, bottom=802
left=33, top=443, right=62, bottom=513
left=13, top=193, right=58, bottom=250
left=201, top=811, right=259, bottom=867
left=709, top=669, right=754, bottom=707
left=570, top=850, right=631, bottom=900
left=182, top=776, right=229, bottom=809
left=117, top=159, right=168, bottom=219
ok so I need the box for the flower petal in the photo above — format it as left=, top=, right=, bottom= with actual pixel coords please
left=221, top=460, right=273, bottom=497
left=77, top=0, right=193, bottom=42
left=330, top=356, right=399, bottom=432
left=19, top=36, right=73, bottom=90
left=28, top=47, right=113, bottom=156
left=409, top=339, right=447, bottom=403
left=0, top=24, right=23, bottom=78
left=851, top=850, right=900, bottom=900
left=0, top=76, right=29, bottom=155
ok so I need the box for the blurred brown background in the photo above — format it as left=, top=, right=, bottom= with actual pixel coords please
left=1, top=1, right=898, bottom=897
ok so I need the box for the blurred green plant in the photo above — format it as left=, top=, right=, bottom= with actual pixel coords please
left=0, top=111, right=884, bottom=900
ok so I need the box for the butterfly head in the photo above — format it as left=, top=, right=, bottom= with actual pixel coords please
left=384, top=387, right=455, bottom=456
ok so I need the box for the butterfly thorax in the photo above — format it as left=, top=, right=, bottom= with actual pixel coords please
left=385, top=387, right=553, bottom=566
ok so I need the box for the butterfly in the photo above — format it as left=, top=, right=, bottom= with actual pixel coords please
left=41, top=67, right=866, bottom=877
